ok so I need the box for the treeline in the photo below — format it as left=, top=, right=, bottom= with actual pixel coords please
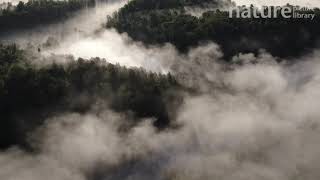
left=0, top=0, right=95, bottom=33
left=118, top=0, right=233, bottom=12
left=107, top=0, right=320, bottom=59
left=0, top=44, right=180, bottom=149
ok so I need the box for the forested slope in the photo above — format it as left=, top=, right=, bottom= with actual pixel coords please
left=0, top=44, right=180, bottom=149
left=0, top=0, right=96, bottom=33
left=107, top=0, right=320, bottom=59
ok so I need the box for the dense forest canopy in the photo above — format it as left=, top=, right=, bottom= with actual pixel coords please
left=0, top=0, right=319, bottom=150
left=0, top=0, right=320, bottom=150
left=0, top=0, right=96, bottom=32
left=0, top=44, right=180, bottom=149
left=2, top=0, right=320, bottom=180
left=118, top=0, right=234, bottom=12
left=106, top=0, right=320, bottom=59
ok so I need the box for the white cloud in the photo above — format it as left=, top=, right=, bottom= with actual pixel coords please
left=233, top=0, right=320, bottom=7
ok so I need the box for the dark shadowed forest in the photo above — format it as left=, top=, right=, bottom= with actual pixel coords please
left=107, top=0, right=320, bottom=59
left=1, top=0, right=320, bottom=180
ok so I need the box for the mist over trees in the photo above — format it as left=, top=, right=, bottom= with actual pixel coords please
left=2, top=1, right=320, bottom=180
left=0, top=0, right=96, bottom=33
left=0, top=44, right=180, bottom=149
left=0, top=0, right=320, bottom=151
left=115, top=0, right=234, bottom=11
left=107, top=0, right=320, bottom=59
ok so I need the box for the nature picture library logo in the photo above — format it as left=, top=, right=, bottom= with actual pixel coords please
left=229, top=6, right=316, bottom=20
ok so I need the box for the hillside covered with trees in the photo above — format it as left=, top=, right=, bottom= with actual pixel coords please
left=0, top=0, right=96, bottom=33
left=107, top=0, right=320, bottom=59
left=0, top=44, right=180, bottom=149
left=2, top=0, right=320, bottom=180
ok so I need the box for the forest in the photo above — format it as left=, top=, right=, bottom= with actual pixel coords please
left=1, top=0, right=320, bottom=180
left=0, top=0, right=319, bottom=151
left=0, top=0, right=96, bottom=33
left=0, top=44, right=180, bottom=149
left=107, top=0, right=320, bottom=59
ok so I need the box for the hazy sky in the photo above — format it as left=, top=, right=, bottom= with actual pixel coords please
left=0, top=0, right=28, bottom=4
left=1, top=0, right=320, bottom=7
left=233, top=0, right=320, bottom=7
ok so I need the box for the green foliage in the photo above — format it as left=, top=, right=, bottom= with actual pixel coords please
left=107, top=0, right=320, bottom=59
left=0, top=44, right=180, bottom=149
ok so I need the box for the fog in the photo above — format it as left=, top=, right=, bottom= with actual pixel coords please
left=0, top=1, right=125, bottom=45
left=44, top=29, right=178, bottom=72
left=233, top=0, right=320, bottom=7
left=0, top=0, right=174, bottom=72
left=3, top=43, right=320, bottom=179
left=2, top=0, right=320, bottom=180
left=0, top=0, right=28, bottom=5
